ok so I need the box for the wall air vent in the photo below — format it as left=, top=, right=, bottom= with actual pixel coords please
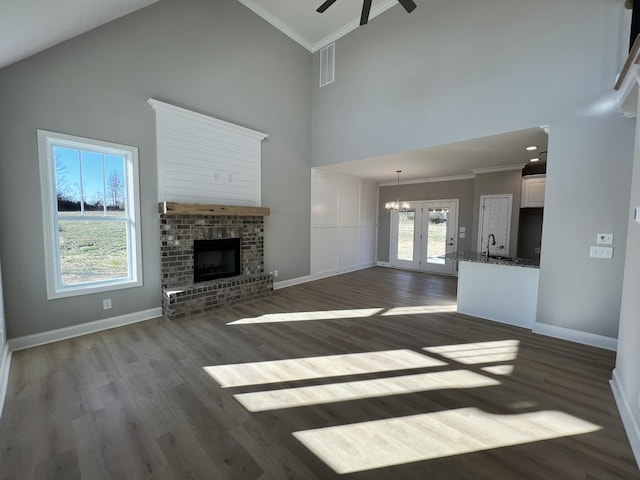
left=320, top=43, right=335, bottom=87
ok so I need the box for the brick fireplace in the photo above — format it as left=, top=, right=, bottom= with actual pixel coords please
left=159, top=202, right=273, bottom=321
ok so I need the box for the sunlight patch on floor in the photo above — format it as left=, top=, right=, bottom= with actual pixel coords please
left=227, top=304, right=459, bottom=325
left=381, top=305, right=457, bottom=316
left=424, top=340, right=520, bottom=365
left=234, top=370, right=500, bottom=412
left=294, top=407, right=601, bottom=474
left=227, top=308, right=384, bottom=325
left=481, top=365, right=515, bottom=376
left=204, top=349, right=447, bottom=388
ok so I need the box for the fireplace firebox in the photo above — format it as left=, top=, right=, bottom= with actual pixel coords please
left=193, top=238, right=240, bottom=283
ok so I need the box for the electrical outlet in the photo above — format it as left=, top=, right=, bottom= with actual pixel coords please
left=103, top=298, right=112, bottom=310
left=590, top=246, right=613, bottom=259
left=597, top=233, right=613, bottom=245
left=273, top=270, right=279, bottom=278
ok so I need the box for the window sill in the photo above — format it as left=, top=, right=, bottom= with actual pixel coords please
left=47, top=278, right=143, bottom=300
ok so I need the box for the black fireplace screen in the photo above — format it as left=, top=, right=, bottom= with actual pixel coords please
left=193, top=238, right=240, bottom=283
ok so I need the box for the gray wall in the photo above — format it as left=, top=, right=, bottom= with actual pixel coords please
left=0, top=0, right=312, bottom=338
left=0, top=259, right=5, bottom=347
left=472, top=171, right=522, bottom=258
left=378, top=179, right=475, bottom=262
left=615, top=102, right=640, bottom=456
left=537, top=119, right=633, bottom=338
left=313, top=0, right=635, bottom=339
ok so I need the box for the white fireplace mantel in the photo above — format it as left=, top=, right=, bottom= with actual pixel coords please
left=159, top=201, right=270, bottom=217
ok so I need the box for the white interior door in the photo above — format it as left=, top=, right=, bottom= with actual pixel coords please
left=477, top=194, right=512, bottom=256
left=390, top=199, right=458, bottom=275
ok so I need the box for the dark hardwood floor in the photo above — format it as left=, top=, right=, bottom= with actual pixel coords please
left=0, top=267, right=637, bottom=479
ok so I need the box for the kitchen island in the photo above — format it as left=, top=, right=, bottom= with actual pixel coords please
left=448, top=252, right=540, bottom=329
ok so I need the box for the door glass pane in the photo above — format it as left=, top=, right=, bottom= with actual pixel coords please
left=426, top=208, right=448, bottom=264
left=397, top=211, right=415, bottom=261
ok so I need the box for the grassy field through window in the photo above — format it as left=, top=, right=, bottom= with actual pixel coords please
left=397, top=212, right=415, bottom=261
left=58, top=218, right=128, bottom=284
left=426, top=223, right=446, bottom=264
left=397, top=212, right=448, bottom=264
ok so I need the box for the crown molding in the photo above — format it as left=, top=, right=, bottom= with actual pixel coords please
left=147, top=98, right=268, bottom=140
left=471, top=164, right=526, bottom=175
left=237, top=0, right=397, bottom=53
left=237, top=0, right=314, bottom=51
left=379, top=174, right=475, bottom=187
left=310, top=0, right=397, bottom=52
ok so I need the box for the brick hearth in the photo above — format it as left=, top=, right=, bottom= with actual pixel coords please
left=159, top=204, right=272, bottom=321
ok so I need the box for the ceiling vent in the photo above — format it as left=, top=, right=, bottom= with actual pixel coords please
left=320, top=43, right=335, bottom=87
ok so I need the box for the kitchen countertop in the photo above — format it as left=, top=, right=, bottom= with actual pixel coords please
left=445, top=251, right=540, bottom=269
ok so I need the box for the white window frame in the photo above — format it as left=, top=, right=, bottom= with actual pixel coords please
left=38, top=130, right=143, bottom=299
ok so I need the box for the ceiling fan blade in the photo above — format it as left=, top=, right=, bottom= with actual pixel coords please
left=360, top=0, right=373, bottom=25
left=397, top=0, right=417, bottom=14
left=316, top=0, right=338, bottom=13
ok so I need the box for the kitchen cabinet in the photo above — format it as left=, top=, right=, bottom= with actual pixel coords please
left=521, top=175, right=546, bottom=208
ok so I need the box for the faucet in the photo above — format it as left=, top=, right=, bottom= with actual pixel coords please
left=485, top=234, right=496, bottom=259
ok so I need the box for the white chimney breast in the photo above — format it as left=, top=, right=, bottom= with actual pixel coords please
left=148, top=99, right=268, bottom=207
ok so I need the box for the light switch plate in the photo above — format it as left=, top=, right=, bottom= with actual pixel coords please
left=597, top=233, right=613, bottom=245
left=590, top=246, right=613, bottom=259
left=635, top=207, right=640, bottom=223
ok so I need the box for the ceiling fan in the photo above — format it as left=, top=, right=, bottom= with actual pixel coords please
left=317, top=0, right=417, bottom=26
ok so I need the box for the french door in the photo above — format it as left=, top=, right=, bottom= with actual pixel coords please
left=390, top=199, right=459, bottom=275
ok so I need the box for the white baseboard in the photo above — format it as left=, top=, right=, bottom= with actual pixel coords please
left=376, top=261, right=391, bottom=267
left=611, top=369, right=640, bottom=471
left=0, top=343, right=11, bottom=419
left=532, top=322, right=618, bottom=351
left=273, top=275, right=315, bottom=290
left=274, top=264, right=376, bottom=290
left=8, top=307, right=162, bottom=352
left=273, top=270, right=341, bottom=290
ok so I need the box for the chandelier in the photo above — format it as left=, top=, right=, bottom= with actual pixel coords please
left=385, top=170, right=411, bottom=211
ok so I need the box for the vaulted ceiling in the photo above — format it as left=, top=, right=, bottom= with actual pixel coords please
left=0, top=0, right=548, bottom=182
left=0, top=0, right=399, bottom=70
left=0, top=0, right=160, bottom=70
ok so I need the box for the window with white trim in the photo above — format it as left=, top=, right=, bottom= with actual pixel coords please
left=38, top=130, right=143, bottom=299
